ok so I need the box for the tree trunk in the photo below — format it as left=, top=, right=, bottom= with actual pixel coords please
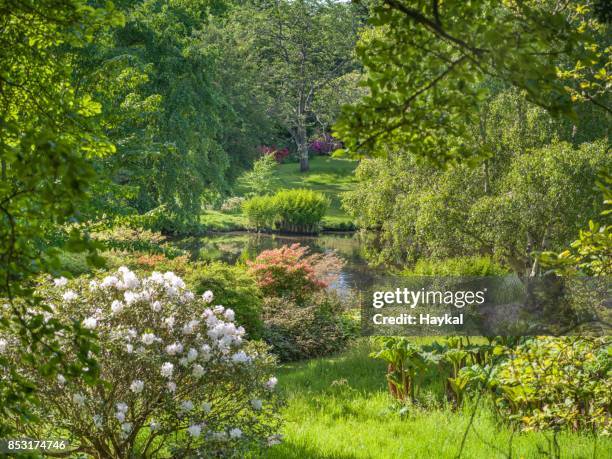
left=297, top=123, right=309, bottom=172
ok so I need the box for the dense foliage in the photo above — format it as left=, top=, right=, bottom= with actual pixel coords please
left=344, top=89, right=610, bottom=274
left=335, top=0, right=610, bottom=165
left=3, top=268, right=282, bottom=457
left=371, top=336, right=611, bottom=434
left=0, top=0, right=123, bottom=434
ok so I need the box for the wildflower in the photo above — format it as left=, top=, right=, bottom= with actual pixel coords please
left=93, top=414, right=103, bottom=429
left=130, top=380, right=144, bottom=394
left=116, top=402, right=128, bottom=413
left=161, top=362, right=174, bottom=378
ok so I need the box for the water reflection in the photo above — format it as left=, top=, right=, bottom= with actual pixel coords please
left=173, top=232, right=382, bottom=296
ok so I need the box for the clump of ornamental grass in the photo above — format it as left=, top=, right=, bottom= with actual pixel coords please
left=2, top=267, right=282, bottom=458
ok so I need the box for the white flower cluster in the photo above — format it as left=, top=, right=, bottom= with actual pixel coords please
left=50, top=267, right=280, bottom=452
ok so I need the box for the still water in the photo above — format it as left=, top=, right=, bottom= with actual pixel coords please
left=173, top=231, right=382, bottom=296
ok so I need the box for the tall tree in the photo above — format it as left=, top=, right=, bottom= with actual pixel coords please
left=0, top=0, right=122, bottom=433
left=231, top=0, right=365, bottom=172
left=78, top=0, right=262, bottom=226
left=335, top=0, right=610, bottom=165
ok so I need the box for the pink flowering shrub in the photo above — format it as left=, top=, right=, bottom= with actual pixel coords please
left=247, top=243, right=343, bottom=303
left=8, top=268, right=282, bottom=457
left=308, top=134, right=342, bottom=155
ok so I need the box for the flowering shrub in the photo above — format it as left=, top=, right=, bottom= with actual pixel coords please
left=258, top=145, right=289, bottom=163
left=8, top=268, right=282, bottom=457
left=308, top=134, right=342, bottom=155
left=248, top=243, right=343, bottom=303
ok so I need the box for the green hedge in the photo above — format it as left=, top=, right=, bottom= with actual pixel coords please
left=242, top=188, right=329, bottom=233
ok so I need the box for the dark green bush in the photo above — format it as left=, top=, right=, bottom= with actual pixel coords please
left=261, top=291, right=355, bottom=361
left=185, top=262, right=264, bottom=339
left=242, top=189, right=329, bottom=233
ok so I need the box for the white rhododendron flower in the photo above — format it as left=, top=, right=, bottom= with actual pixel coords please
left=0, top=338, right=7, bottom=354
left=63, top=290, right=78, bottom=302
left=167, top=382, right=177, bottom=393
left=111, top=300, right=124, bottom=315
left=188, top=424, right=202, bottom=438
left=151, top=301, right=162, bottom=312
left=161, top=362, right=174, bottom=378
left=202, top=402, right=212, bottom=413
left=72, top=393, right=86, bottom=406
left=141, top=333, right=156, bottom=345
left=187, top=348, right=198, bottom=361
left=82, top=317, right=97, bottom=329
left=180, top=400, right=194, bottom=412
left=267, top=434, right=283, bottom=446
left=266, top=377, right=278, bottom=390
left=202, top=290, right=214, bottom=303
left=121, top=422, right=133, bottom=433
left=192, top=364, right=205, bottom=378
left=251, top=399, right=263, bottom=410
left=54, top=277, right=68, bottom=287
left=130, top=380, right=144, bottom=393
left=101, top=275, right=119, bottom=288
left=229, top=428, right=242, bottom=439
left=116, top=402, right=128, bottom=413
left=57, top=374, right=66, bottom=386
left=232, top=351, right=251, bottom=364
left=165, top=342, right=183, bottom=355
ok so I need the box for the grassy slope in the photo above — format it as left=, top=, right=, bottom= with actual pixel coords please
left=267, top=340, right=610, bottom=459
left=201, top=156, right=358, bottom=231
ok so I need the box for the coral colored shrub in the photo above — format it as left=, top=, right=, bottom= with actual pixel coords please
left=248, top=243, right=343, bottom=303
left=3, top=268, right=282, bottom=457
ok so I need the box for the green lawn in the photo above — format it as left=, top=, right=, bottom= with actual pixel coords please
left=266, top=340, right=610, bottom=459
left=202, top=156, right=359, bottom=231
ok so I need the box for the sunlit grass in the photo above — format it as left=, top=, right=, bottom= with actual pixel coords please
left=266, top=339, right=611, bottom=459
